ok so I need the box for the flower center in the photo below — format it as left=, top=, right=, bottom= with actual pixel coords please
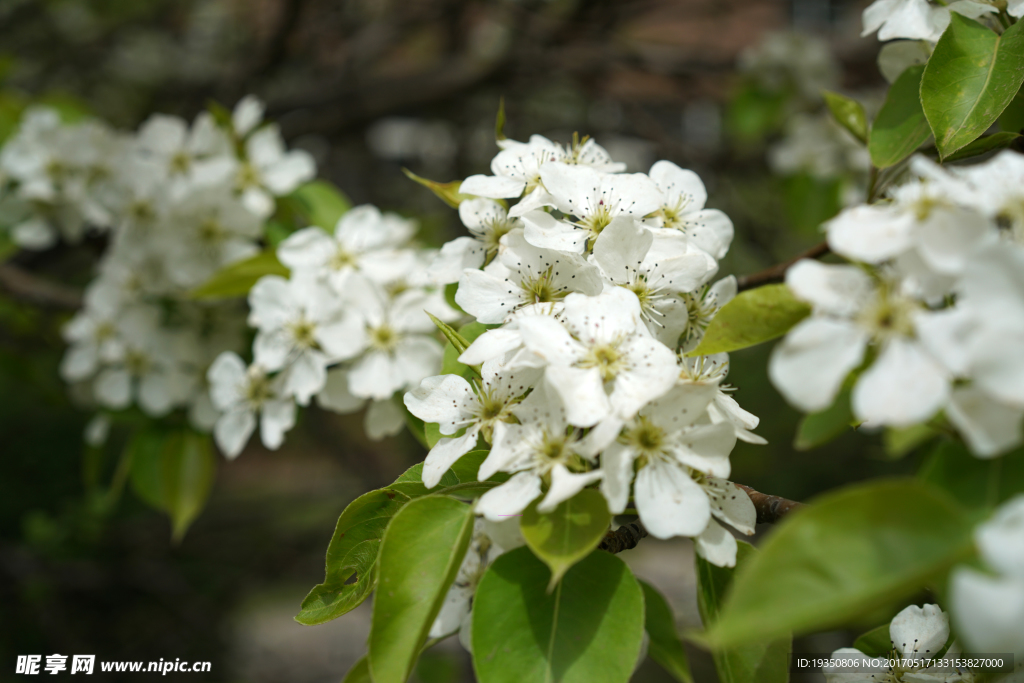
left=124, top=349, right=151, bottom=376
left=198, top=218, right=224, bottom=244
left=169, top=152, right=191, bottom=175
left=288, top=317, right=318, bottom=349
left=369, top=324, right=399, bottom=352
left=578, top=342, right=623, bottom=382
left=519, top=268, right=563, bottom=305
left=237, top=162, right=261, bottom=188
left=482, top=218, right=515, bottom=255
left=244, top=372, right=273, bottom=406
left=857, top=291, right=917, bottom=343
left=660, top=196, right=690, bottom=230
left=624, top=417, right=666, bottom=458
left=329, top=247, right=356, bottom=271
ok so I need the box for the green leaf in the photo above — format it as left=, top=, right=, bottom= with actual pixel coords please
left=883, top=423, right=938, bottom=459
left=869, top=65, right=932, bottom=168
left=389, top=462, right=460, bottom=498
left=640, top=580, right=694, bottom=683
left=287, top=180, right=352, bottom=230
left=295, top=488, right=411, bottom=625
left=853, top=623, right=892, bottom=658
left=403, top=169, right=471, bottom=208
left=343, top=657, right=372, bottom=683
left=781, top=173, right=843, bottom=236
left=794, top=386, right=854, bottom=451
left=369, top=496, right=475, bottom=683
left=448, top=449, right=489, bottom=482
left=921, top=15, right=1024, bottom=158
left=726, top=84, right=787, bottom=143
left=472, top=547, right=645, bottom=683
left=704, top=479, right=974, bottom=648
left=696, top=541, right=791, bottom=683
left=190, top=250, right=289, bottom=300
left=428, top=312, right=470, bottom=354
left=520, top=489, right=612, bottom=590
left=918, top=440, right=1024, bottom=513
left=686, top=284, right=811, bottom=357
left=945, top=131, right=1021, bottom=162
left=823, top=91, right=869, bottom=144
left=495, top=97, right=507, bottom=141
left=128, top=429, right=217, bottom=541
left=999, top=86, right=1024, bottom=132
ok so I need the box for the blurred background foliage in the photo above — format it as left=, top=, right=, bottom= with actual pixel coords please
left=0, top=0, right=919, bottom=680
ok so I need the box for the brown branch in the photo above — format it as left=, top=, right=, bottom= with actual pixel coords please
left=0, top=263, right=82, bottom=310
left=600, top=484, right=805, bottom=553
left=734, top=484, right=805, bottom=525
left=735, top=241, right=830, bottom=292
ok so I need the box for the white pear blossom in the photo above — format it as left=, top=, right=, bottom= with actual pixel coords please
left=236, top=123, right=315, bottom=217
left=277, top=204, right=417, bottom=291
left=519, top=162, right=662, bottom=253
left=680, top=353, right=767, bottom=445
left=207, top=351, right=296, bottom=458
left=862, top=0, right=997, bottom=43
left=428, top=198, right=521, bottom=284
left=248, top=274, right=363, bottom=405
left=404, top=360, right=540, bottom=487
left=135, top=112, right=234, bottom=199
left=770, top=259, right=951, bottom=428
left=455, top=229, right=603, bottom=324
left=475, top=383, right=604, bottom=520
left=643, top=160, right=735, bottom=261
left=823, top=604, right=965, bottom=683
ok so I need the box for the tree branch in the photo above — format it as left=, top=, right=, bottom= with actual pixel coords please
left=0, top=263, right=82, bottom=310
left=599, top=484, right=805, bottom=553
left=735, top=241, right=829, bottom=292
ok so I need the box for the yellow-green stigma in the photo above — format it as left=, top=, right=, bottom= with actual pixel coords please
left=369, top=324, right=399, bottom=353
left=124, top=350, right=151, bottom=376
left=237, top=162, right=260, bottom=188
left=329, top=248, right=356, bottom=271
left=198, top=218, right=224, bottom=244
left=245, top=373, right=273, bottom=405
left=857, top=290, right=917, bottom=343
left=169, top=152, right=191, bottom=175
left=520, top=268, right=563, bottom=304
left=659, top=196, right=689, bottom=230
left=288, top=317, right=318, bottom=348
left=579, top=342, right=623, bottom=382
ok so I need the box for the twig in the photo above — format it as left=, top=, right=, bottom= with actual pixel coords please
left=0, top=263, right=82, bottom=310
left=735, top=241, right=829, bottom=292
left=734, top=484, right=805, bottom=525
left=600, top=484, right=805, bottom=553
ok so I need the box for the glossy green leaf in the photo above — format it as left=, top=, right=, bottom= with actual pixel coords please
left=999, top=86, right=1024, bottom=132
left=945, top=131, right=1021, bottom=162
left=520, top=489, right=612, bottom=589
left=704, top=479, right=974, bottom=647
left=288, top=180, right=352, bottom=230
left=869, top=65, right=931, bottom=168
left=853, top=623, right=892, bottom=658
left=696, top=541, right=790, bottom=683
left=918, top=440, right=1024, bottom=513
left=369, top=496, right=475, bottom=683
left=295, top=488, right=411, bottom=625
left=794, top=386, right=854, bottom=451
left=190, top=250, right=289, bottom=300
left=686, top=284, right=811, bottom=357
left=343, top=657, right=372, bottom=683
left=403, top=169, right=471, bottom=208
left=823, top=91, right=869, bottom=144
left=128, top=429, right=217, bottom=541
left=921, top=15, right=1024, bottom=158
left=389, top=462, right=460, bottom=498
left=640, top=580, right=694, bottom=683
left=472, top=547, right=644, bottom=683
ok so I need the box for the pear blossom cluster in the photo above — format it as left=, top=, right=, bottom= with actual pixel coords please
left=0, top=97, right=318, bottom=446
left=862, top=0, right=1022, bottom=44
left=823, top=603, right=974, bottom=683
left=404, top=132, right=766, bottom=569
left=769, top=152, right=1024, bottom=457
left=950, top=495, right=1024, bottom=667
left=208, top=204, right=460, bottom=458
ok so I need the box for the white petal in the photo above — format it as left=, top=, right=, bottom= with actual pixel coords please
left=889, top=604, right=949, bottom=657
left=207, top=352, right=247, bottom=410
left=424, top=430, right=480, bottom=488
left=975, top=496, right=1024, bottom=580
left=260, top=399, right=296, bottom=450
left=538, top=464, right=603, bottom=512
left=459, top=328, right=524, bottom=365
left=283, top=350, right=328, bottom=405
left=61, top=345, right=98, bottom=382
left=592, top=216, right=653, bottom=284
left=276, top=227, right=335, bottom=270
left=215, top=407, right=257, bottom=459
left=609, top=336, right=679, bottom=420
left=946, top=386, right=1024, bottom=458
left=455, top=268, right=526, bottom=324
left=545, top=365, right=609, bottom=427
left=786, top=260, right=874, bottom=317
left=635, top=460, right=711, bottom=539
left=826, top=204, right=915, bottom=263
left=403, top=374, right=476, bottom=434
left=704, top=477, right=756, bottom=535
left=950, top=569, right=1024, bottom=660
left=769, top=318, right=868, bottom=413
left=599, top=442, right=636, bottom=514
left=459, top=174, right=525, bottom=199
left=365, top=399, right=405, bottom=440
left=520, top=210, right=587, bottom=253
left=852, top=339, right=948, bottom=428
left=650, top=160, right=708, bottom=210
left=349, top=351, right=402, bottom=400
left=316, top=368, right=365, bottom=414
left=94, top=368, right=132, bottom=409
left=518, top=316, right=584, bottom=366
left=670, top=424, right=737, bottom=478
left=253, top=331, right=293, bottom=372
left=476, top=472, right=543, bottom=521
left=247, top=275, right=295, bottom=330
left=139, top=372, right=174, bottom=416
left=693, top=518, right=738, bottom=568
left=428, top=237, right=486, bottom=285
left=232, top=95, right=265, bottom=136
left=263, top=150, right=316, bottom=194
left=683, top=209, right=733, bottom=261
